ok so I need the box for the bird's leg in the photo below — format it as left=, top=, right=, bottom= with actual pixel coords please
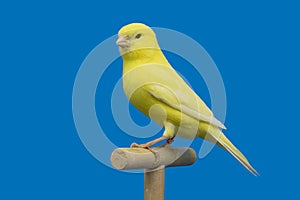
left=160, top=136, right=175, bottom=147
left=130, top=136, right=167, bottom=153
left=131, top=122, right=176, bottom=153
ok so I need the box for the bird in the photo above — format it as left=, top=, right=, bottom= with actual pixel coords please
left=116, top=23, right=258, bottom=176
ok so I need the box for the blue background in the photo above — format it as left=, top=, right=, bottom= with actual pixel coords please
left=1, top=0, right=299, bottom=199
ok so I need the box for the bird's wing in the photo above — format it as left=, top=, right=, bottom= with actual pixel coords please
left=144, top=83, right=226, bottom=129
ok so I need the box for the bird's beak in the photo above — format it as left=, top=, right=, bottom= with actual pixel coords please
left=116, top=35, right=130, bottom=48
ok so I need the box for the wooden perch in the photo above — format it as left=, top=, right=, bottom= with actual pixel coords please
left=111, top=146, right=196, bottom=170
left=111, top=146, right=196, bottom=200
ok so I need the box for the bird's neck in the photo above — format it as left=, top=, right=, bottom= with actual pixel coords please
left=122, top=49, right=170, bottom=74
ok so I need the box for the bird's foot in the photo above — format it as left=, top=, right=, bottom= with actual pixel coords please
left=130, top=136, right=167, bottom=158
left=130, top=142, right=157, bottom=154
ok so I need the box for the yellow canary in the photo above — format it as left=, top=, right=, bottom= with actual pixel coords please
left=116, top=23, right=258, bottom=175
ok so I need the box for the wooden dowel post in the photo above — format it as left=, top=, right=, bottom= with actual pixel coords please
left=110, top=146, right=196, bottom=200
left=144, top=166, right=165, bottom=200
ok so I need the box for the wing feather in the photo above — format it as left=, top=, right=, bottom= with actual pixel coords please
left=144, top=83, right=226, bottom=129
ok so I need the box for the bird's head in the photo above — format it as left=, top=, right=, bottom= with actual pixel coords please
left=116, top=23, right=160, bottom=60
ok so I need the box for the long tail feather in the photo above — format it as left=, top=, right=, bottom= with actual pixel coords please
left=211, top=130, right=259, bottom=176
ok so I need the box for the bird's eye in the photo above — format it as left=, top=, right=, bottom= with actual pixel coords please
left=135, top=33, right=142, bottom=39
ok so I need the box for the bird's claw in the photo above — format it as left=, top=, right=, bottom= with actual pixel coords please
left=130, top=142, right=157, bottom=154
left=130, top=142, right=139, bottom=148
